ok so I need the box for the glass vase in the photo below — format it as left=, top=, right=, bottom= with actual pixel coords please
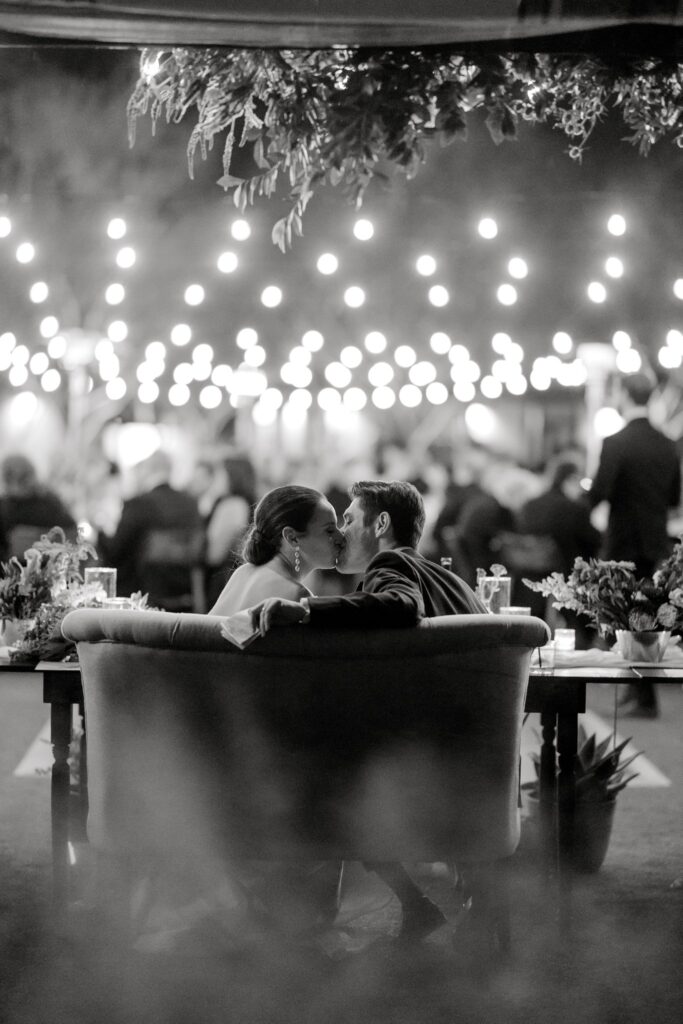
left=614, top=629, right=671, bottom=662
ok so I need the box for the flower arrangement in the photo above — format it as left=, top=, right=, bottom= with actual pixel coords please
left=127, top=47, right=683, bottom=249
left=523, top=538, right=683, bottom=638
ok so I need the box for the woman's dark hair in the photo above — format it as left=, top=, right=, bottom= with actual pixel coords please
left=349, top=480, right=425, bottom=548
left=242, top=485, right=326, bottom=565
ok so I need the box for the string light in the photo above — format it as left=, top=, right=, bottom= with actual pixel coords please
left=16, top=242, right=35, bottom=263
left=0, top=215, right=11, bottom=237
left=317, top=253, right=338, bottom=274
left=169, top=383, right=191, bottom=406
left=428, top=285, right=449, bottom=307
left=372, top=386, right=395, bottom=409
left=344, top=286, right=365, bottom=308
left=302, top=330, right=324, bottom=351
left=108, top=320, right=128, bottom=342
left=416, top=255, right=436, bottom=276
left=368, top=362, right=394, bottom=387
left=217, top=251, right=238, bottom=273
left=236, top=327, right=258, bottom=349
left=429, top=332, right=450, bottom=354
left=29, top=282, right=48, bottom=303
left=261, top=285, right=282, bottom=307
left=231, top=219, right=251, bottom=240
left=364, top=331, right=386, bottom=354
left=508, top=257, right=528, bottom=279
left=394, top=345, right=416, bottom=368
left=39, top=316, right=59, bottom=338
left=587, top=281, right=607, bottom=303
left=116, top=247, right=136, bottom=269
left=552, top=331, right=573, bottom=354
left=477, top=217, right=498, bottom=239
left=353, top=218, right=374, bottom=241
left=107, top=217, right=126, bottom=239
left=184, top=284, right=205, bottom=305
left=607, top=214, right=626, bottom=236
left=425, top=382, right=448, bottom=404
left=605, top=256, right=624, bottom=278
left=497, top=283, right=517, bottom=305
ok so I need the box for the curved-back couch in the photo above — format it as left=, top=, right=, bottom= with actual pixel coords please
left=62, top=609, right=548, bottom=870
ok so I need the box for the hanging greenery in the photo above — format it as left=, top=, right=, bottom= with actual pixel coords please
left=127, top=47, right=682, bottom=250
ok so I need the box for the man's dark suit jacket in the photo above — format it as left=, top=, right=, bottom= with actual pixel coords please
left=590, top=417, right=681, bottom=571
left=307, top=547, right=487, bottom=627
left=101, top=482, right=203, bottom=605
left=518, top=486, right=601, bottom=574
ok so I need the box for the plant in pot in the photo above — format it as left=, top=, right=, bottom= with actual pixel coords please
left=523, top=723, right=641, bottom=872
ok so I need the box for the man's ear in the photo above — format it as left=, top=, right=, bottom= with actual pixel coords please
left=374, top=511, right=391, bottom=537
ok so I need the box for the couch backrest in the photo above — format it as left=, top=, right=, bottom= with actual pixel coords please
left=62, top=609, right=548, bottom=864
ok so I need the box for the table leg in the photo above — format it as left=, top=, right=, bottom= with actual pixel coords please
left=557, top=711, right=578, bottom=937
left=77, top=700, right=88, bottom=838
left=539, top=709, right=558, bottom=880
left=50, top=701, right=72, bottom=908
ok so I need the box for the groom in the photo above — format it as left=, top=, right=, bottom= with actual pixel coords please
left=250, top=479, right=487, bottom=941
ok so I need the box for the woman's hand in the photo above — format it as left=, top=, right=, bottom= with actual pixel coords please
left=250, top=597, right=307, bottom=635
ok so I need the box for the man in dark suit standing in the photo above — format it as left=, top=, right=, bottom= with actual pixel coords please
left=250, top=479, right=487, bottom=940
left=589, top=372, right=681, bottom=715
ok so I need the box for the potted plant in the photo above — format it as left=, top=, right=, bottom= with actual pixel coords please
left=523, top=538, right=683, bottom=658
left=523, top=723, right=641, bottom=872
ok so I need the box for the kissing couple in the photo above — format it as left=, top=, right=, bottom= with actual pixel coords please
left=211, top=478, right=486, bottom=942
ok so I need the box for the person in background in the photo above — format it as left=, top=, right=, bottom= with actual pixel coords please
left=100, top=448, right=203, bottom=609
left=589, top=372, right=682, bottom=716
left=0, top=453, right=76, bottom=561
left=195, top=454, right=257, bottom=608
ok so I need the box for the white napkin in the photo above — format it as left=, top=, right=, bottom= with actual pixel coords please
left=219, top=610, right=261, bottom=650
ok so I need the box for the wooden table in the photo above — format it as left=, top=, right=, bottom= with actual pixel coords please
left=5, top=655, right=682, bottom=930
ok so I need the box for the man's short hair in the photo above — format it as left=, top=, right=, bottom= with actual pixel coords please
left=349, top=480, right=426, bottom=548
left=622, top=372, right=655, bottom=407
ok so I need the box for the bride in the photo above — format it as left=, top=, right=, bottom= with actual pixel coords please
left=210, top=484, right=343, bottom=615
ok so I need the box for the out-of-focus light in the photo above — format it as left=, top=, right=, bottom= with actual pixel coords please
left=16, top=242, right=35, bottom=263
left=244, top=345, right=266, bottom=367
left=448, top=344, right=470, bottom=365
left=506, top=342, right=524, bottom=363
left=261, top=285, right=282, bottom=307
left=616, top=349, right=642, bottom=374
left=462, top=360, right=481, bottom=383
left=41, top=369, right=61, bottom=392
left=95, top=339, right=114, bottom=361
left=530, top=370, right=551, bottom=391
left=364, top=331, right=386, bottom=354
left=428, top=285, right=449, bottom=307
left=99, top=355, right=120, bottom=381
left=116, top=246, right=136, bottom=269
left=426, top=381, right=449, bottom=405
left=394, top=345, right=416, bottom=368
left=0, top=215, right=11, bottom=237
left=173, top=362, right=194, bottom=385
left=29, top=281, right=48, bottom=303
left=136, top=362, right=157, bottom=384
left=552, top=331, right=573, bottom=354
left=607, top=214, right=626, bottom=236
left=491, top=359, right=513, bottom=382
left=217, top=251, right=238, bottom=273
left=105, top=377, right=127, bottom=400
left=211, top=364, right=233, bottom=387
left=138, top=381, right=159, bottom=404
left=409, top=361, right=437, bottom=386
left=302, top=330, right=324, bottom=351
left=605, top=256, right=624, bottom=278
left=231, top=219, right=251, bottom=240
left=260, top=388, right=284, bottom=409
left=12, top=344, right=29, bottom=365
left=0, top=331, right=16, bottom=354
left=325, top=362, right=352, bottom=389
left=289, top=346, right=312, bottom=365
left=47, top=334, right=67, bottom=359
left=193, top=343, right=214, bottom=363
left=170, top=323, right=191, bottom=347
left=478, top=217, right=498, bottom=240
left=317, top=387, right=341, bottom=410
left=587, top=281, right=607, bottom=303
left=199, top=385, right=222, bottom=409
left=453, top=381, right=476, bottom=403
left=105, top=283, right=125, bottom=305
left=316, top=252, right=338, bottom=275
left=340, top=346, right=363, bottom=368
left=107, top=217, right=126, bottom=239
left=108, top=320, right=128, bottom=342
left=192, top=362, right=212, bottom=382
left=236, top=327, right=258, bottom=349
left=29, top=352, right=49, bottom=375
left=344, top=286, right=365, bottom=308
left=289, top=389, right=313, bottom=410
left=595, top=406, right=624, bottom=437
left=343, top=387, right=367, bottom=411
left=368, top=362, right=394, bottom=387
left=353, top=218, right=374, bottom=241
left=666, top=329, right=683, bottom=352
left=508, top=257, right=528, bottom=279
left=416, top=255, right=437, bottom=276
left=184, top=284, right=205, bottom=306
left=39, top=316, right=59, bottom=338
left=169, top=383, right=191, bottom=406
left=612, top=330, right=631, bottom=350
left=145, top=341, right=166, bottom=361
left=9, top=392, right=38, bottom=423
left=497, top=283, right=517, bottom=306
left=672, top=278, right=683, bottom=300
left=659, top=347, right=682, bottom=369
left=430, top=332, right=450, bottom=354
left=372, top=386, right=396, bottom=409
left=480, top=375, right=503, bottom=399
left=506, top=375, right=528, bottom=395
left=9, top=364, right=28, bottom=386
left=465, top=402, right=497, bottom=439
left=252, top=402, right=278, bottom=427
left=280, top=362, right=313, bottom=388
left=399, top=384, right=422, bottom=408
left=491, top=332, right=511, bottom=354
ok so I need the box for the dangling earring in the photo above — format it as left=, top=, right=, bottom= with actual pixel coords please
left=294, top=546, right=301, bottom=575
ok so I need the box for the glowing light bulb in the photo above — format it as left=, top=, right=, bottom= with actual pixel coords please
left=317, top=253, right=338, bottom=275
left=108, top=320, right=128, bottom=342
left=105, top=283, right=125, bottom=305
left=612, top=330, right=631, bottom=350
left=607, top=214, right=626, bottom=236
left=116, top=246, right=136, bottom=269
left=340, top=346, right=362, bottom=368
left=364, top=331, right=386, bottom=354
left=372, top=386, right=395, bottom=409
left=353, top=218, right=374, bottom=241
left=39, top=316, right=59, bottom=338
left=169, top=383, right=191, bottom=406
left=41, top=368, right=61, bottom=392
left=184, top=284, right=205, bottom=306
left=302, top=330, right=324, bottom=351
left=394, top=345, right=416, bottom=368
left=261, top=285, right=283, bottom=307
left=587, top=281, right=607, bottom=303
left=428, top=285, right=449, bottom=307
left=0, top=215, right=11, bottom=237
left=430, top=332, right=450, bottom=354
left=344, top=286, right=365, bottom=308
left=496, top=283, right=517, bottom=306
left=236, top=327, right=258, bottom=349
left=217, top=251, right=238, bottom=273
left=16, top=242, right=35, bottom=263
left=416, top=255, right=436, bottom=276
left=29, top=281, right=48, bottom=303
left=426, top=382, right=448, bottom=404
left=107, top=217, right=126, bottom=239
left=552, top=332, right=573, bottom=355
left=605, top=256, right=624, bottom=278
left=231, top=219, right=251, bottom=240
left=508, top=257, right=528, bottom=279
left=477, top=217, right=498, bottom=240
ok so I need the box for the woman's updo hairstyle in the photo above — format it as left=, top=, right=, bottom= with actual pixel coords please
left=242, top=485, right=326, bottom=565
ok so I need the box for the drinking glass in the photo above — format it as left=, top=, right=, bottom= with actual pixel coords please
left=476, top=575, right=511, bottom=613
left=84, top=567, right=117, bottom=601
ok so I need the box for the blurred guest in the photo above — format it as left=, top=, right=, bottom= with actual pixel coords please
left=197, top=454, right=257, bottom=608
left=589, top=372, right=681, bottom=715
left=431, top=446, right=491, bottom=572
left=100, top=449, right=203, bottom=610
left=0, top=453, right=76, bottom=560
